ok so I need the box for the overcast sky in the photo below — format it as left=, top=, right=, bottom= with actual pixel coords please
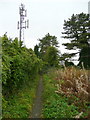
left=0, top=0, right=89, bottom=57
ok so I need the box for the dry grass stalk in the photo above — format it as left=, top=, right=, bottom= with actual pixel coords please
left=74, top=112, right=83, bottom=118
left=55, top=66, right=89, bottom=102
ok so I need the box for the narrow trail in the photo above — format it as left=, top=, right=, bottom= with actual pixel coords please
left=30, top=77, right=43, bottom=118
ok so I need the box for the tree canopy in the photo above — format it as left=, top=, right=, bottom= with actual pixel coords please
left=38, top=33, right=59, bottom=59
left=62, top=13, right=90, bottom=68
left=62, top=13, right=90, bottom=49
left=35, top=33, right=60, bottom=68
left=44, top=46, right=60, bottom=67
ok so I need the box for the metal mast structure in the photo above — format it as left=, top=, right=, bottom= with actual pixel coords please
left=18, top=3, right=29, bottom=46
left=88, top=1, right=90, bottom=44
left=88, top=1, right=90, bottom=16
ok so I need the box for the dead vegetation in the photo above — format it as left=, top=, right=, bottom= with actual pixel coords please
left=55, top=66, right=90, bottom=102
left=46, top=66, right=90, bottom=118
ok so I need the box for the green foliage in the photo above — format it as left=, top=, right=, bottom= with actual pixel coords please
left=34, top=44, right=40, bottom=57
left=44, top=46, right=60, bottom=67
left=43, top=95, right=79, bottom=118
left=62, top=13, right=90, bottom=68
left=39, top=33, right=58, bottom=48
left=35, top=33, right=60, bottom=69
left=65, top=60, right=74, bottom=67
left=62, top=13, right=90, bottom=49
left=38, top=33, right=59, bottom=60
left=78, top=46, right=90, bottom=69
left=2, top=34, right=42, bottom=96
left=2, top=34, right=43, bottom=118
left=42, top=74, right=79, bottom=118
left=2, top=76, right=39, bottom=118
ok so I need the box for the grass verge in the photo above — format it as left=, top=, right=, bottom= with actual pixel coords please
left=2, top=75, right=40, bottom=118
left=42, top=71, right=89, bottom=118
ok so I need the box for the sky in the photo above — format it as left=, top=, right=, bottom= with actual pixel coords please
left=0, top=0, right=90, bottom=63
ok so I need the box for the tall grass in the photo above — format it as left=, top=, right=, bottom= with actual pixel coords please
left=55, top=66, right=89, bottom=102
left=47, top=67, right=90, bottom=118
left=2, top=75, right=40, bottom=118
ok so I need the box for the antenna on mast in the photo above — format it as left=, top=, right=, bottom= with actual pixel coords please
left=17, top=3, right=29, bottom=46
left=88, top=1, right=90, bottom=45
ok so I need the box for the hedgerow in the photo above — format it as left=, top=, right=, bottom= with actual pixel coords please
left=2, top=34, right=42, bottom=96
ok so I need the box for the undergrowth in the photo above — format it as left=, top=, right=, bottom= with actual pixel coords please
left=2, top=75, right=39, bottom=118
left=42, top=74, right=79, bottom=118
left=54, top=67, right=90, bottom=118
left=42, top=67, right=90, bottom=118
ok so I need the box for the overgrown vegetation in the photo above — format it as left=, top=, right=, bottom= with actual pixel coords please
left=2, top=75, right=39, bottom=118
left=1, top=12, right=90, bottom=119
left=42, top=72, right=79, bottom=118
left=55, top=66, right=89, bottom=101
left=42, top=68, right=90, bottom=118
left=2, top=34, right=42, bottom=95
left=2, top=34, right=42, bottom=118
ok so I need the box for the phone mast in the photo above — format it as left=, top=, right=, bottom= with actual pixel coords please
left=17, top=3, right=29, bottom=46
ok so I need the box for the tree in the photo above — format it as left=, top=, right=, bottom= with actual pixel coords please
left=62, top=13, right=90, bottom=68
left=34, top=44, right=40, bottom=57
left=60, top=53, right=75, bottom=66
left=38, top=33, right=59, bottom=59
left=44, top=46, right=60, bottom=67
left=78, top=46, right=90, bottom=68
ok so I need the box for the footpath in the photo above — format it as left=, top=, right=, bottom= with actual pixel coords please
left=30, top=77, right=43, bottom=118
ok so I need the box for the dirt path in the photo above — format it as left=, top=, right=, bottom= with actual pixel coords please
left=30, top=77, right=43, bottom=118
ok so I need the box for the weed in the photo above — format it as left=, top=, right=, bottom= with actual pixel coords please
left=2, top=76, right=39, bottom=118
left=42, top=74, right=79, bottom=118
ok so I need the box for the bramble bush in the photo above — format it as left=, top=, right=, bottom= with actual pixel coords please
left=1, top=34, right=43, bottom=118
left=2, top=34, right=42, bottom=96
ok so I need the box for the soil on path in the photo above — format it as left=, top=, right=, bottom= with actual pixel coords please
left=30, top=77, right=43, bottom=118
